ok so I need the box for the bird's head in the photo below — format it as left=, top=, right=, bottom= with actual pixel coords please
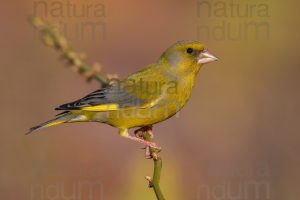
left=160, top=40, right=218, bottom=75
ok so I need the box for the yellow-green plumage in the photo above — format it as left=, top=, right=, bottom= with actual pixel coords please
left=28, top=40, right=218, bottom=141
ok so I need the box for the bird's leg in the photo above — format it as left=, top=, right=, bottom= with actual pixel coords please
left=124, top=135, right=159, bottom=150
left=134, top=126, right=161, bottom=158
left=119, top=127, right=160, bottom=151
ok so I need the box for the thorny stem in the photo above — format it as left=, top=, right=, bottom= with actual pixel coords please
left=143, top=132, right=166, bottom=200
left=30, top=16, right=165, bottom=200
left=30, top=16, right=115, bottom=87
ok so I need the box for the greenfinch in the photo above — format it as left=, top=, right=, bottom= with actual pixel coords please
left=28, top=40, right=218, bottom=149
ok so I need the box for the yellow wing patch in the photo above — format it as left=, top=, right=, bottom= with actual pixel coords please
left=80, top=98, right=161, bottom=112
left=80, top=104, right=119, bottom=111
left=44, top=120, right=65, bottom=128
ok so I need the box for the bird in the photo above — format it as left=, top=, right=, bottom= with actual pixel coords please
left=28, top=40, right=218, bottom=149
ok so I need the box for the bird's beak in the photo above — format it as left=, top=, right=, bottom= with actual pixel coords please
left=197, top=50, right=219, bottom=64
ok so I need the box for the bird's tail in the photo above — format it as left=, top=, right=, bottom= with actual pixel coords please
left=27, top=112, right=81, bottom=134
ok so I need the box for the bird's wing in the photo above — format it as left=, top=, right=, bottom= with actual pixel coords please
left=55, top=85, right=150, bottom=111
left=56, top=65, right=171, bottom=112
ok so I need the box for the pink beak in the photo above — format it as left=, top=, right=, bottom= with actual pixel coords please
left=197, top=50, right=219, bottom=64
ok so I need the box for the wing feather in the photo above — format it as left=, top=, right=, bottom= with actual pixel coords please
left=55, top=86, right=147, bottom=111
left=56, top=65, right=169, bottom=111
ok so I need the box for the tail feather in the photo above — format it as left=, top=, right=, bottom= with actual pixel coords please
left=27, top=112, right=75, bottom=135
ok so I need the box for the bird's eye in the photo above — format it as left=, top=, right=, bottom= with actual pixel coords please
left=186, top=48, right=194, bottom=54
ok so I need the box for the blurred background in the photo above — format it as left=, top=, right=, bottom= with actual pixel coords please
left=0, top=0, right=299, bottom=199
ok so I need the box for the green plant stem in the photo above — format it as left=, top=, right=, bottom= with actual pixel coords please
left=143, top=132, right=166, bottom=200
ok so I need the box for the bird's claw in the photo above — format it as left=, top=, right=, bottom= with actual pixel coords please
left=134, top=126, right=154, bottom=139
left=145, top=146, right=151, bottom=159
left=142, top=144, right=162, bottom=158
left=134, top=126, right=160, bottom=158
